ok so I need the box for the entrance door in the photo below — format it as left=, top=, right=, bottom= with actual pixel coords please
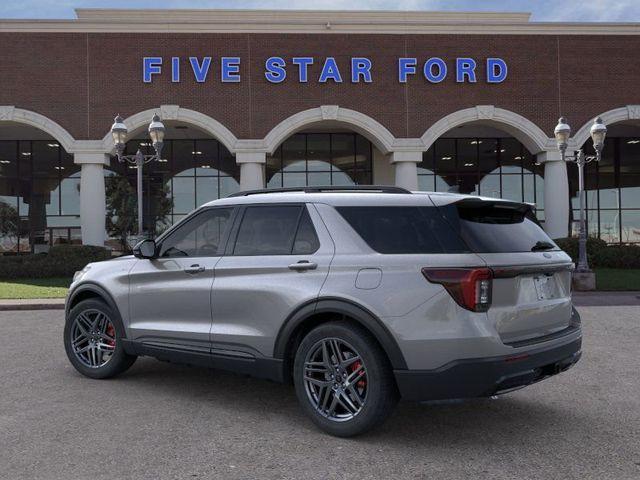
left=128, top=207, right=235, bottom=352
left=211, top=204, right=334, bottom=358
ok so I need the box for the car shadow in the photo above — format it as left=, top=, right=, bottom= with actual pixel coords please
left=111, top=356, right=583, bottom=442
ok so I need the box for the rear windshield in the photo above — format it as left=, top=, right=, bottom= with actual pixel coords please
left=439, top=202, right=558, bottom=253
left=336, top=206, right=469, bottom=254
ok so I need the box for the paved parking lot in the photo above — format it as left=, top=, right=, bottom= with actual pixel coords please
left=1, top=307, right=638, bottom=480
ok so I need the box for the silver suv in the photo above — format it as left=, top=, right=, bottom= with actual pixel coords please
left=64, top=186, right=582, bottom=437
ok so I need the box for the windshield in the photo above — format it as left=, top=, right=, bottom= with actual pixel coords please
left=439, top=201, right=558, bottom=253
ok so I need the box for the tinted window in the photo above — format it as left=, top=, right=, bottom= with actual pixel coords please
left=233, top=205, right=302, bottom=256
left=441, top=202, right=557, bottom=253
left=160, top=208, right=233, bottom=257
left=292, top=208, right=320, bottom=254
left=336, top=206, right=469, bottom=254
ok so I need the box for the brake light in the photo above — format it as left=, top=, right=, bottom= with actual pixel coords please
left=421, top=268, right=492, bottom=312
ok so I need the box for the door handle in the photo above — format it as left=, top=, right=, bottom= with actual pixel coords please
left=288, top=260, right=318, bottom=271
left=184, top=264, right=205, bottom=274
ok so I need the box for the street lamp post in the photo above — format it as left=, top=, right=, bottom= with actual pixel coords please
left=110, top=114, right=166, bottom=240
left=554, top=116, right=607, bottom=273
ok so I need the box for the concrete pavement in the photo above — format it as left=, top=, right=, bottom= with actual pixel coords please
left=0, top=307, right=638, bottom=479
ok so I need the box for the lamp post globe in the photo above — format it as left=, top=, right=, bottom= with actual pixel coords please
left=109, top=113, right=166, bottom=246
left=148, top=113, right=165, bottom=158
left=554, top=117, right=571, bottom=156
left=110, top=115, right=128, bottom=155
left=553, top=115, right=607, bottom=287
left=590, top=117, right=607, bottom=155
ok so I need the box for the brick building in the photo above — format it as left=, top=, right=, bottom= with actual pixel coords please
left=1, top=9, right=639, bottom=251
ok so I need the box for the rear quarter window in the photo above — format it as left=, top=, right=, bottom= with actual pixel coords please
left=336, top=206, right=469, bottom=254
left=439, top=202, right=558, bottom=253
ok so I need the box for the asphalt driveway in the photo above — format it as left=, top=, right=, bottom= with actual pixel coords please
left=0, top=307, right=638, bottom=480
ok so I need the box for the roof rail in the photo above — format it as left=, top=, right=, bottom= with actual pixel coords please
left=227, top=185, right=412, bottom=197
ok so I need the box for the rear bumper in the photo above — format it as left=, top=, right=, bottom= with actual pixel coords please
left=394, top=335, right=582, bottom=402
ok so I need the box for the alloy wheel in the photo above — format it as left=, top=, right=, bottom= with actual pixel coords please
left=70, top=309, right=116, bottom=368
left=303, top=338, right=368, bottom=422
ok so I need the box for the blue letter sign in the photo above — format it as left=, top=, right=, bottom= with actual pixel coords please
left=292, top=57, right=314, bottom=82
left=142, top=56, right=508, bottom=84
left=143, top=57, right=162, bottom=83
left=189, top=57, right=211, bottom=83
left=487, top=58, right=508, bottom=83
left=456, top=58, right=477, bottom=83
left=351, top=58, right=372, bottom=83
left=221, top=57, right=241, bottom=82
left=319, top=57, right=343, bottom=83
left=265, top=56, right=287, bottom=83
left=398, top=58, right=417, bottom=83
left=424, top=58, right=447, bottom=83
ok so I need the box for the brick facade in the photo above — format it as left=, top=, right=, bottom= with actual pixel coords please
left=1, top=31, right=639, bottom=142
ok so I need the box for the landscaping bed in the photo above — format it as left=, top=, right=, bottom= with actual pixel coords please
left=0, top=277, right=71, bottom=299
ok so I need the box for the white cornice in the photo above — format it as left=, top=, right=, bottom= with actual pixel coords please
left=0, top=9, right=639, bottom=35
left=73, top=9, right=532, bottom=24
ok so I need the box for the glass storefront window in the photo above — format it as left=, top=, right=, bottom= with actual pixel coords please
left=568, top=136, right=640, bottom=243
left=420, top=137, right=544, bottom=220
left=266, top=133, right=372, bottom=188
left=621, top=210, right=640, bottom=243
left=0, top=139, right=81, bottom=253
left=109, top=138, right=239, bottom=235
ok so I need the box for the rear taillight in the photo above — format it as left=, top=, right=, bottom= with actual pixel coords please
left=421, top=267, right=493, bottom=312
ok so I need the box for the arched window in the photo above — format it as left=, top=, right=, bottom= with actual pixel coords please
left=0, top=139, right=79, bottom=253
left=418, top=137, right=545, bottom=221
left=110, top=138, right=240, bottom=230
left=266, top=133, right=373, bottom=188
left=569, top=135, right=640, bottom=243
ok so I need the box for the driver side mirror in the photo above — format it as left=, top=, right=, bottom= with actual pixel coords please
left=133, top=239, right=157, bottom=259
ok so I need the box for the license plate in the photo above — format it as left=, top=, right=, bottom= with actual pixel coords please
left=533, top=275, right=555, bottom=300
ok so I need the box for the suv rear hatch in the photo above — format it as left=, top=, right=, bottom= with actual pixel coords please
left=434, top=196, right=575, bottom=346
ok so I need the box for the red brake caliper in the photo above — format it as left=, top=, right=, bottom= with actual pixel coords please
left=350, top=361, right=366, bottom=389
left=106, top=324, right=116, bottom=348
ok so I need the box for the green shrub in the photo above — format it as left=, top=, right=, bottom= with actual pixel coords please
left=592, top=245, right=640, bottom=269
left=0, top=245, right=112, bottom=280
left=554, top=237, right=607, bottom=265
left=554, top=237, right=640, bottom=268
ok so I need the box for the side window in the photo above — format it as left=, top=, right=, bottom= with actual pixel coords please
left=160, top=208, right=233, bottom=257
left=233, top=205, right=301, bottom=256
left=232, top=205, right=320, bottom=256
left=292, top=208, right=320, bottom=254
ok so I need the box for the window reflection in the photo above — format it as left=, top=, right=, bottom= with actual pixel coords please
left=109, top=138, right=240, bottom=233
left=0, top=139, right=79, bottom=253
left=266, top=133, right=372, bottom=187
left=419, top=138, right=544, bottom=221
left=569, top=137, right=640, bottom=243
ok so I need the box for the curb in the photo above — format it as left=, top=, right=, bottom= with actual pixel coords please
left=0, top=300, right=65, bottom=311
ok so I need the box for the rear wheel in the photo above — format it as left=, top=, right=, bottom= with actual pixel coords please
left=293, top=321, right=398, bottom=437
left=64, top=299, right=137, bottom=379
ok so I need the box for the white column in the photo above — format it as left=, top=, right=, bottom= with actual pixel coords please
left=390, top=151, right=422, bottom=191
left=237, top=151, right=266, bottom=191
left=75, top=152, right=109, bottom=246
left=538, top=151, right=569, bottom=239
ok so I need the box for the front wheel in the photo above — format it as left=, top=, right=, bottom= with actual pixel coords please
left=64, top=299, right=137, bottom=379
left=293, top=321, right=398, bottom=437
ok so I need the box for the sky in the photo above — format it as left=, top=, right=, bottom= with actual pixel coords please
left=1, top=0, right=640, bottom=22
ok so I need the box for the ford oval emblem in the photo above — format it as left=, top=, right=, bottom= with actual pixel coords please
left=543, top=252, right=552, bottom=258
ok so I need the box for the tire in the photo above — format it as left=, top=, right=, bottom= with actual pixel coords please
left=64, top=298, right=137, bottom=379
left=293, top=321, right=398, bottom=437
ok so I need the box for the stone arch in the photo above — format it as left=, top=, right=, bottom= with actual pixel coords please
left=0, top=106, right=76, bottom=152
left=100, top=105, right=239, bottom=154
left=420, top=105, right=553, bottom=154
left=572, top=105, right=640, bottom=148
left=263, top=106, right=397, bottom=155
